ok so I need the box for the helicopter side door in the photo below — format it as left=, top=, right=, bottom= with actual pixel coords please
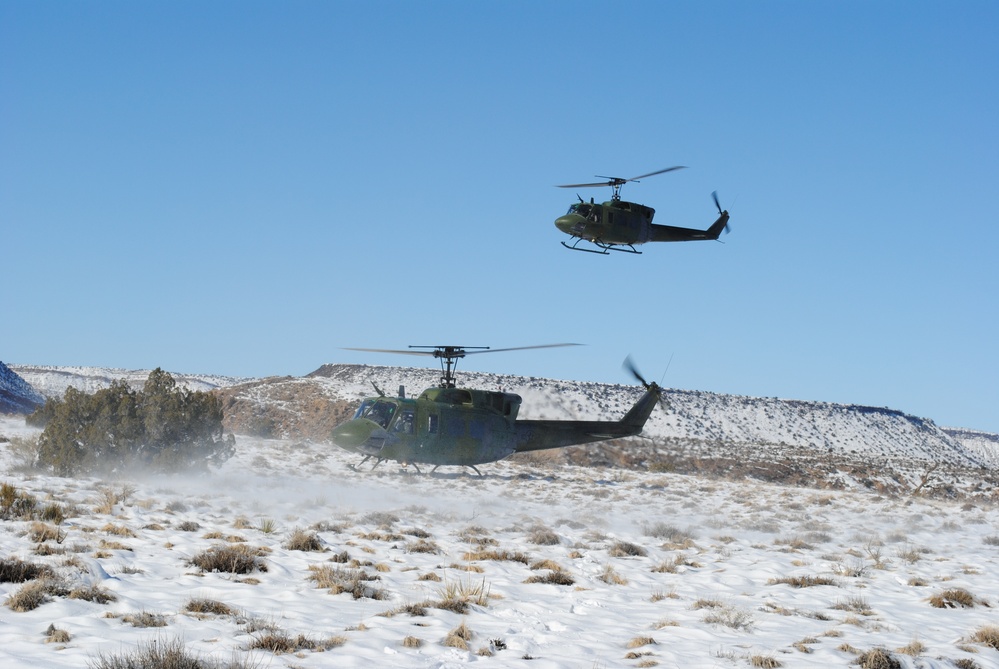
left=606, top=203, right=649, bottom=245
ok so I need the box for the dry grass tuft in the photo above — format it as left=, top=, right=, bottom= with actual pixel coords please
left=833, top=595, right=874, bottom=615
left=954, top=659, right=981, bottom=669
left=69, top=584, right=117, bottom=604
left=768, top=574, right=837, bottom=588
left=284, top=528, right=323, bottom=551
left=626, top=636, right=656, bottom=649
left=702, top=604, right=754, bottom=631
left=855, top=647, right=901, bottom=669
left=250, top=631, right=347, bottom=654
left=0, top=557, right=53, bottom=583
left=379, top=602, right=429, bottom=617
left=749, top=654, right=782, bottom=668
left=528, top=525, right=561, bottom=545
left=652, top=554, right=701, bottom=573
left=185, top=597, right=236, bottom=616
left=5, top=578, right=68, bottom=612
left=406, top=539, right=440, bottom=554
left=524, top=570, right=575, bottom=586
left=44, top=624, right=71, bottom=644
left=402, top=635, right=423, bottom=648
left=308, top=564, right=385, bottom=600
left=643, top=522, right=695, bottom=546
left=442, top=621, right=473, bottom=650
left=608, top=540, right=647, bottom=557
left=191, top=544, right=267, bottom=574
left=90, top=636, right=256, bottom=669
left=896, top=640, right=926, bottom=656
left=433, top=577, right=489, bottom=613
left=971, top=625, right=999, bottom=650
left=122, top=611, right=168, bottom=627
left=462, top=549, right=529, bottom=564
left=929, top=588, right=976, bottom=609
left=599, top=564, right=628, bottom=585
left=29, top=521, right=65, bottom=543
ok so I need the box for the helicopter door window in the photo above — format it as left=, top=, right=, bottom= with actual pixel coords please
left=427, top=414, right=438, bottom=434
left=392, top=409, right=415, bottom=435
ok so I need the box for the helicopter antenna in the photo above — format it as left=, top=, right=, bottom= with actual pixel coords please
left=660, top=353, right=674, bottom=385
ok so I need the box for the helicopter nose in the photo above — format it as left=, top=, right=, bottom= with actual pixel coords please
left=330, top=419, right=388, bottom=455
left=555, top=214, right=586, bottom=236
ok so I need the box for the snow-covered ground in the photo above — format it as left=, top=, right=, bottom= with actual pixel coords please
left=1, top=415, right=998, bottom=668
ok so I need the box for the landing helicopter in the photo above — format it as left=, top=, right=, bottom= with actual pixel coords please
left=329, top=344, right=665, bottom=475
left=554, top=166, right=731, bottom=254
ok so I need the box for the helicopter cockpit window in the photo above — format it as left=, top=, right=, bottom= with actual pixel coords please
left=353, top=400, right=374, bottom=420
left=392, top=409, right=415, bottom=434
left=568, top=203, right=592, bottom=218
left=362, top=401, right=396, bottom=429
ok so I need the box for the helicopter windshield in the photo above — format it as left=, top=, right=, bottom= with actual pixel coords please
left=567, top=203, right=592, bottom=217
left=357, top=400, right=397, bottom=429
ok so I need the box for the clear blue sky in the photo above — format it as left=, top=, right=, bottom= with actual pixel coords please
left=3, top=1, right=997, bottom=432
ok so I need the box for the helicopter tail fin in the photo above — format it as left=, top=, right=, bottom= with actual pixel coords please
left=705, top=210, right=730, bottom=240
left=620, top=383, right=662, bottom=430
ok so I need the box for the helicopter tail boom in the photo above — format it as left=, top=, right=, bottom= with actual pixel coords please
left=512, top=383, right=661, bottom=453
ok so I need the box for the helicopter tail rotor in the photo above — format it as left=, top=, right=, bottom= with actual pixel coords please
left=622, top=356, right=667, bottom=409
left=711, top=191, right=731, bottom=235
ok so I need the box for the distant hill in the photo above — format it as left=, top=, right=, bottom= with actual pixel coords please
left=0, top=361, right=46, bottom=414
left=10, top=362, right=998, bottom=497
left=9, top=364, right=250, bottom=398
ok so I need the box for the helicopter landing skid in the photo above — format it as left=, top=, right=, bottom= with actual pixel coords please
left=561, top=239, right=641, bottom=255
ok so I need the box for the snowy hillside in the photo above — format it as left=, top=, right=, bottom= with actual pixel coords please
left=8, top=362, right=998, bottom=497
left=10, top=364, right=250, bottom=397
left=1, top=414, right=999, bottom=669
left=305, top=363, right=994, bottom=467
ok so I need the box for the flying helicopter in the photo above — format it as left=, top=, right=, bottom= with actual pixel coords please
left=554, top=166, right=731, bottom=254
left=329, top=344, right=665, bottom=475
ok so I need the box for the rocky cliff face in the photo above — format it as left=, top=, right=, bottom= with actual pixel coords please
left=0, top=362, right=45, bottom=414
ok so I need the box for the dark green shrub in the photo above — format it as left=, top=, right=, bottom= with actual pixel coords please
left=32, top=369, right=235, bottom=476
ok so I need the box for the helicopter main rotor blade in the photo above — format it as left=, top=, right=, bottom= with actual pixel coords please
left=623, top=355, right=649, bottom=388
left=555, top=181, right=614, bottom=189
left=463, top=343, right=582, bottom=356
left=341, top=347, right=436, bottom=357
left=626, top=165, right=687, bottom=181
left=556, top=166, right=686, bottom=190
left=343, top=343, right=581, bottom=359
